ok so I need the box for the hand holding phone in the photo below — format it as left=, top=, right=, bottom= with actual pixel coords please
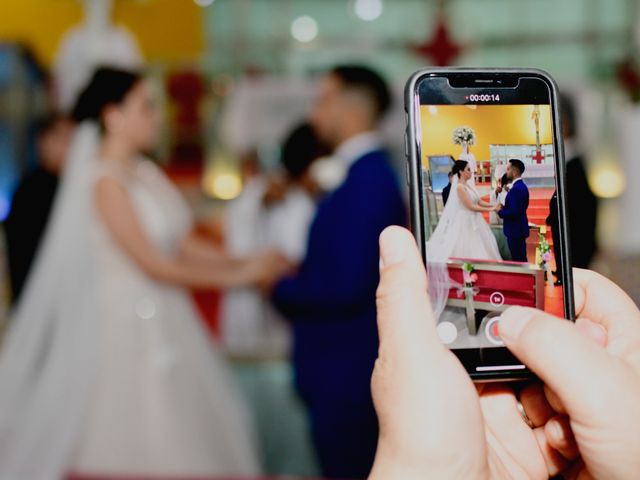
left=404, top=68, right=574, bottom=380
left=371, top=227, right=567, bottom=479
left=371, top=227, right=640, bottom=480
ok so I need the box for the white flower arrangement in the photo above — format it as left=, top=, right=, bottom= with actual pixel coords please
left=452, top=126, right=476, bottom=146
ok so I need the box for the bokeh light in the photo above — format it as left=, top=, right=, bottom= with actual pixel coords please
left=353, top=0, right=384, bottom=22
left=203, top=171, right=242, bottom=200
left=589, top=161, right=626, bottom=199
left=290, top=16, right=319, bottom=43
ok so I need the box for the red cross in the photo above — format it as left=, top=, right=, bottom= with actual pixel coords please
left=532, top=150, right=545, bottom=164
left=413, top=16, right=463, bottom=66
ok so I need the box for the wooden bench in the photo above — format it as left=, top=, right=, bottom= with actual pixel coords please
left=446, top=258, right=545, bottom=335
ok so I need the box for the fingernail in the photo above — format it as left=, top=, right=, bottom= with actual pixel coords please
left=379, top=227, right=409, bottom=268
left=549, top=418, right=564, bottom=441
left=499, top=307, right=535, bottom=342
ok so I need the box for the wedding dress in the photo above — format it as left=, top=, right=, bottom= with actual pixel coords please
left=0, top=124, right=259, bottom=479
left=426, top=175, right=502, bottom=319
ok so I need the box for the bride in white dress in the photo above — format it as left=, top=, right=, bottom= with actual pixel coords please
left=0, top=68, right=288, bottom=479
left=426, top=160, right=501, bottom=318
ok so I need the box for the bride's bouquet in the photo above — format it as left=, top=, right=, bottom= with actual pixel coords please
left=452, top=126, right=476, bottom=146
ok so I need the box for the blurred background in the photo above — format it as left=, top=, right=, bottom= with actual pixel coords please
left=0, top=0, right=639, bottom=478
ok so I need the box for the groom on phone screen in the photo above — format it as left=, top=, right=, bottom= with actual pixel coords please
left=496, top=159, right=529, bottom=262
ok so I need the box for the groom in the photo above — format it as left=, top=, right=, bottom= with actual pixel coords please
left=496, top=159, right=529, bottom=262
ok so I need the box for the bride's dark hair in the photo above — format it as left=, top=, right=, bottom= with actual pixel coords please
left=71, top=67, right=141, bottom=124
left=451, top=159, right=468, bottom=178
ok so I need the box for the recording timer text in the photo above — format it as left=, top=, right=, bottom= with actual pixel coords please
left=465, top=94, right=501, bottom=102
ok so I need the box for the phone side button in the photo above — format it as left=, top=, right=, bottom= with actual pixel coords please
left=404, top=131, right=409, bottom=157
left=405, top=162, right=411, bottom=186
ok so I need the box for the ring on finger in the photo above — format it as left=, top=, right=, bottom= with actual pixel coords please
left=517, top=400, right=535, bottom=428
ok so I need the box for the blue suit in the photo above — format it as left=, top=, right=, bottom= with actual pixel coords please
left=498, top=178, right=530, bottom=262
left=272, top=149, right=406, bottom=478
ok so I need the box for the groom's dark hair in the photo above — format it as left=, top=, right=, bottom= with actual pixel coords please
left=330, top=65, right=391, bottom=120
left=508, top=159, right=525, bottom=176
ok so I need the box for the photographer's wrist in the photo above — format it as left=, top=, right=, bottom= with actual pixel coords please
left=370, top=441, right=487, bottom=480
left=369, top=456, right=429, bottom=480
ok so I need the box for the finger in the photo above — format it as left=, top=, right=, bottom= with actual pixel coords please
left=518, top=382, right=555, bottom=427
left=572, top=269, right=638, bottom=321
left=572, top=268, right=640, bottom=362
left=543, top=384, right=566, bottom=415
left=479, top=384, right=551, bottom=477
left=575, top=317, right=607, bottom=347
left=373, top=227, right=482, bottom=458
left=499, top=306, right=617, bottom=418
left=377, top=226, right=445, bottom=363
left=533, top=426, right=570, bottom=477
left=545, top=414, right=579, bottom=461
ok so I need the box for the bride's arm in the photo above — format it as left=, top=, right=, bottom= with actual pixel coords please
left=456, top=184, right=492, bottom=212
left=178, top=233, right=233, bottom=266
left=477, top=199, right=493, bottom=208
left=94, top=177, right=281, bottom=289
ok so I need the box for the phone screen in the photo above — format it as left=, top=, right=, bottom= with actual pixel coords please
left=410, top=73, right=568, bottom=376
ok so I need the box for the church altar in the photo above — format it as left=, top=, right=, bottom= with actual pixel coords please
left=489, top=143, right=556, bottom=188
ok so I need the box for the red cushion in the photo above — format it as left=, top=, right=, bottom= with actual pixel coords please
left=448, top=269, right=534, bottom=291
left=447, top=263, right=538, bottom=308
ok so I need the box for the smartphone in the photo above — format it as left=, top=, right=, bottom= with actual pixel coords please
left=404, top=68, right=575, bottom=381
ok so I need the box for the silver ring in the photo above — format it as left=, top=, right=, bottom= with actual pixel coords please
left=517, top=400, right=535, bottom=428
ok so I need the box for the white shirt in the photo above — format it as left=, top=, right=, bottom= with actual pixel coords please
left=311, top=131, right=382, bottom=192
left=334, top=131, right=382, bottom=168
left=221, top=178, right=316, bottom=357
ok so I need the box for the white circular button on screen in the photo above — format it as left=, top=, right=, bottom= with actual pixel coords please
left=489, top=291, right=505, bottom=307
left=437, top=321, right=457, bottom=345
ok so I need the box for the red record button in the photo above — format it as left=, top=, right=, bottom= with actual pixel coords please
left=485, top=316, right=504, bottom=346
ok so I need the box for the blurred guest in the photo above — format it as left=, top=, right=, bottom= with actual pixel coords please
left=238, top=149, right=261, bottom=184
left=3, top=114, right=73, bottom=305
left=0, top=68, right=289, bottom=478
left=489, top=173, right=509, bottom=225
left=546, top=94, right=598, bottom=284
left=270, top=65, right=407, bottom=478
left=442, top=170, right=453, bottom=205
left=222, top=123, right=324, bottom=356
left=263, top=123, right=324, bottom=263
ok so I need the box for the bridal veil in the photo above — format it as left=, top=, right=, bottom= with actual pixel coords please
left=0, top=123, right=101, bottom=479
left=426, top=174, right=463, bottom=320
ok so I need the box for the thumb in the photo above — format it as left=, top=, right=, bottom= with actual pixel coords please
left=499, top=306, right=616, bottom=416
left=376, top=226, right=444, bottom=363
